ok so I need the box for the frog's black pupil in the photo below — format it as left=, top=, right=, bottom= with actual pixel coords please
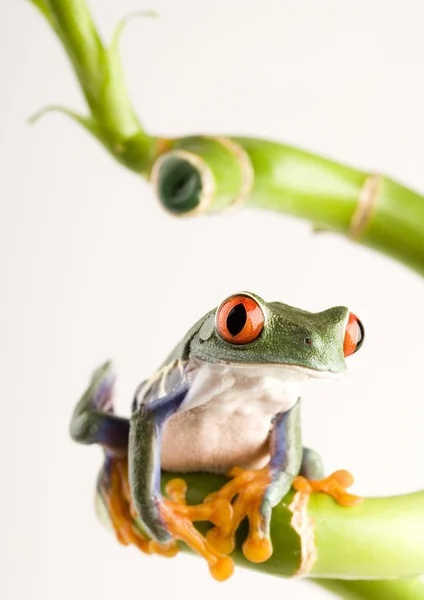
left=356, top=319, right=365, bottom=351
left=226, top=303, right=247, bottom=337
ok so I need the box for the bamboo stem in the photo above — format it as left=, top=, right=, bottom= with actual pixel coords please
left=162, top=472, right=424, bottom=582
left=29, top=0, right=155, bottom=173
left=28, top=0, right=424, bottom=276
left=160, top=136, right=424, bottom=276
left=313, top=578, right=424, bottom=600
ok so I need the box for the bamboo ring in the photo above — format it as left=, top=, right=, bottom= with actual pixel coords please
left=349, top=173, right=382, bottom=240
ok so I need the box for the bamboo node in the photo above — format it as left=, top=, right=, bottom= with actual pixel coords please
left=212, top=136, right=255, bottom=210
left=288, top=491, right=317, bottom=577
left=349, top=173, right=383, bottom=240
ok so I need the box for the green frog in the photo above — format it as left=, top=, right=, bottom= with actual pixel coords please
left=70, top=291, right=364, bottom=580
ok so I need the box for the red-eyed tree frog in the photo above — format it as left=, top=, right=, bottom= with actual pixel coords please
left=70, top=292, right=364, bottom=580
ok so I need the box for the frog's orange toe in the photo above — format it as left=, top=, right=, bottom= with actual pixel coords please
left=209, top=556, right=235, bottom=581
left=332, top=469, right=354, bottom=488
left=159, top=478, right=236, bottom=578
left=165, top=478, right=187, bottom=501
left=101, top=464, right=237, bottom=578
left=293, top=469, right=364, bottom=507
left=99, top=457, right=153, bottom=553
left=291, top=475, right=313, bottom=494
left=206, top=527, right=235, bottom=555
left=204, top=466, right=273, bottom=564
left=149, top=540, right=179, bottom=558
left=337, top=492, right=363, bottom=507
left=242, top=536, right=273, bottom=563
left=101, top=462, right=277, bottom=578
left=211, top=498, right=234, bottom=529
left=164, top=478, right=233, bottom=532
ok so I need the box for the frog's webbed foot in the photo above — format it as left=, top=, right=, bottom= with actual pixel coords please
left=205, top=466, right=274, bottom=563
left=99, top=457, right=152, bottom=553
left=99, top=457, right=178, bottom=558
left=293, top=469, right=364, bottom=506
left=156, top=479, right=234, bottom=581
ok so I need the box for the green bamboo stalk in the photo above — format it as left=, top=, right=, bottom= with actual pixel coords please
left=28, top=0, right=424, bottom=276
left=314, top=579, right=424, bottom=600
left=29, top=0, right=155, bottom=172
left=27, top=0, right=424, bottom=596
left=155, top=136, right=424, bottom=276
left=159, top=473, right=424, bottom=582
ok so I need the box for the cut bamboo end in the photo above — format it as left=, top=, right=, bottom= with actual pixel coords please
left=150, top=149, right=215, bottom=217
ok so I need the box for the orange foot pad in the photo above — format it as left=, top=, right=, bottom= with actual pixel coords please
left=293, top=470, right=364, bottom=506
left=104, top=460, right=275, bottom=580
left=104, top=458, right=178, bottom=558
left=102, top=457, right=152, bottom=554
left=205, top=466, right=273, bottom=564
left=158, top=478, right=234, bottom=581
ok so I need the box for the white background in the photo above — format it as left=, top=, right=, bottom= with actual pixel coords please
left=2, top=1, right=424, bottom=599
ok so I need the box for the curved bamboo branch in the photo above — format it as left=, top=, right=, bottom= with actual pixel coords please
left=157, top=473, right=424, bottom=582
left=153, top=136, right=424, bottom=276
left=28, top=0, right=424, bottom=276
left=28, top=0, right=156, bottom=173
left=98, top=469, right=424, bottom=595
left=314, top=578, right=424, bottom=600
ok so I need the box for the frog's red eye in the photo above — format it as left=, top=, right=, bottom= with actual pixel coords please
left=344, top=313, right=364, bottom=357
left=216, top=295, right=264, bottom=344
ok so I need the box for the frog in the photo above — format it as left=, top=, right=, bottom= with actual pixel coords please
left=70, top=291, right=364, bottom=580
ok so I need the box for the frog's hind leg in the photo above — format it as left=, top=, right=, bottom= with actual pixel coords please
left=72, top=363, right=160, bottom=554
left=294, top=447, right=363, bottom=506
left=70, top=361, right=129, bottom=453
left=96, top=455, right=158, bottom=554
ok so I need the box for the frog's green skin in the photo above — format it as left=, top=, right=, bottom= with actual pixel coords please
left=70, top=292, right=360, bottom=547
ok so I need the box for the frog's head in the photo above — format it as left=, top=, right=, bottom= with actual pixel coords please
left=190, top=292, right=364, bottom=377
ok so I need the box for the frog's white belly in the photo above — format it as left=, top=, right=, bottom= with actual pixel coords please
left=161, top=360, right=308, bottom=472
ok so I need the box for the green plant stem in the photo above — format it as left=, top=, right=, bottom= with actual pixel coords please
left=165, top=473, right=424, bottom=582
left=160, top=473, right=424, bottom=597
left=29, top=0, right=424, bottom=276
left=313, top=578, right=424, bottom=600
left=239, top=138, right=424, bottom=276
left=164, top=136, right=424, bottom=276
left=29, top=0, right=155, bottom=172
left=29, top=1, right=424, bottom=276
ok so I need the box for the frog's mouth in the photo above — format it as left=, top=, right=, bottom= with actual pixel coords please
left=197, top=357, right=344, bottom=380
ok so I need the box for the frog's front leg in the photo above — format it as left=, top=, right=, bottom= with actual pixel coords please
left=206, top=399, right=303, bottom=563
left=129, top=390, right=234, bottom=580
